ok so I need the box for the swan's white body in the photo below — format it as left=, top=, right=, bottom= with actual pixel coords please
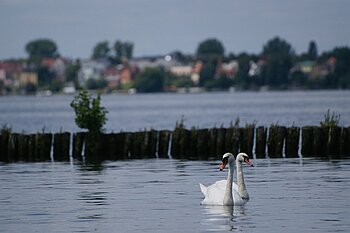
left=200, top=153, right=253, bottom=206
left=200, top=180, right=244, bottom=206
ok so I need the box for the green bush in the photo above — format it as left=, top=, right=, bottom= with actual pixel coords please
left=70, top=90, right=108, bottom=133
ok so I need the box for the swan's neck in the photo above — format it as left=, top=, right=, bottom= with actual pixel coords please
left=223, top=162, right=234, bottom=205
left=236, top=160, right=249, bottom=199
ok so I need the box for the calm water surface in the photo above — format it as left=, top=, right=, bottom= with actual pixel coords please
left=0, top=90, right=349, bottom=133
left=1, top=158, right=350, bottom=233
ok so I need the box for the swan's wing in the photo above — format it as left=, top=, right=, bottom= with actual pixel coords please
left=199, top=183, right=207, bottom=195
left=201, top=180, right=226, bottom=205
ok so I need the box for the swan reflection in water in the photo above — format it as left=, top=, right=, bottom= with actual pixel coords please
left=201, top=205, right=246, bottom=231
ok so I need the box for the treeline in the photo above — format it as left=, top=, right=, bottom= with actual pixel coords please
left=3, top=36, right=350, bottom=93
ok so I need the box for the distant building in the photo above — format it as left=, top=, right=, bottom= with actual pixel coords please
left=78, top=59, right=108, bottom=86
left=130, top=55, right=182, bottom=72
left=104, top=66, right=119, bottom=89
left=290, top=61, right=315, bottom=75
left=170, top=66, right=192, bottom=77
left=18, top=72, right=38, bottom=87
left=41, top=57, right=68, bottom=81
left=222, top=61, right=238, bottom=78
left=119, top=66, right=133, bottom=85
left=191, top=61, right=203, bottom=85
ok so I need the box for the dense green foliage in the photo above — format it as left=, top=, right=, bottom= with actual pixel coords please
left=196, top=38, right=225, bottom=58
left=260, top=37, right=294, bottom=88
left=133, top=68, right=164, bottom=92
left=114, top=41, right=133, bottom=60
left=65, top=60, right=81, bottom=88
left=25, top=39, right=59, bottom=64
left=90, top=40, right=134, bottom=63
left=91, top=41, right=110, bottom=60
left=70, top=90, right=108, bottom=133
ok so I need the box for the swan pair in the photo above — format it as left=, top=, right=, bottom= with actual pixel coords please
left=200, top=152, right=254, bottom=206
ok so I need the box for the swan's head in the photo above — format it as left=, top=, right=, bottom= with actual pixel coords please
left=219, top=152, right=235, bottom=171
left=236, top=152, right=254, bottom=167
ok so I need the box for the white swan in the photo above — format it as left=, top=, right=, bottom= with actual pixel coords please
left=200, top=152, right=254, bottom=206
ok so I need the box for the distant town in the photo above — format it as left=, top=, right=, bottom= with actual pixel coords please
left=0, top=37, right=349, bottom=95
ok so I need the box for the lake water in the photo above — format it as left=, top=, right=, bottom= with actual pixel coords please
left=1, top=91, right=350, bottom=232
left=0, top=90, right=349, bottom=133
left=1, top=158, right=350, bottom=233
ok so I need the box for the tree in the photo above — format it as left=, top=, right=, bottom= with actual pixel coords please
left=234, top=53, right=253, bottom=89
left=114, top=40, right=134, bottom=62
left=86, top=78, right=107, bottom=90
left=70, top=90, right=108, bottom=134
left=65, top=60, right=81, bottom=88
left=196, top=38, right=225, bottom=58
left=307, top=41, right=318, bottom=60
left=329, top=47, right=350, bottom=88
left=260, top=37, right=294, bottom=87
left=133, top=68, right=164, bottom=92
left=25, top=39, right=59, bottom=64
left=37, top=66, right=55, bottom=87
left=196, top=38, right=225, bottom=87
left=91, top=41, right=110, bottom=60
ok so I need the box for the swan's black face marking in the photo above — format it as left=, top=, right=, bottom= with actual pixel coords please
left=243, top=155, right=254, bottom=167
left=220, top=157, right=229, bottom=171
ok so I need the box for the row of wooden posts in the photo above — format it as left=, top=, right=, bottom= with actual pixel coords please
left=0, top=125, right=349, bottom=163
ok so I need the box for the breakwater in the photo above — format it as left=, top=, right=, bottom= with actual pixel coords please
left=0, top=125, right=349, bottom=163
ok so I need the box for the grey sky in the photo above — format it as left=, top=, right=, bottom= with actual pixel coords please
left=1, top=0, right=349, bottom=59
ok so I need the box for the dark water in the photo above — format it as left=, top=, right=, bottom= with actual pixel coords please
left=0, top=90, right=349, bottom=133
left=1, top=158, right=350, bottom=233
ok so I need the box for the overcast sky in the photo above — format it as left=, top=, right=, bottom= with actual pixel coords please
left=1, top=0, right=349, bottom=59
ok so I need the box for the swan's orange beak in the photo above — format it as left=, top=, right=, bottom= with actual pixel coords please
left=244, top=158, right=254, bottom=167
left=220, top=160, right=228, bottom=171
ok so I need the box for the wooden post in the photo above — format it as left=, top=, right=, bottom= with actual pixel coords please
left=115, top=132, right=132, bottom=160
left=208, top=128, right=217, bottom=158
left=0, top=131, right=10, bottom=162
left=197, top=128, right=209, bottom=160
left=28, top=134, right=36, bottom=162
left=99, top=133, right=112, bottom=161
left=225, top=127, right=240, bottom=156
left=240, top=126, right=254, bottom=156
left=84, top=133, right=107, bottom=163
left=171, top=128, right=191, bottom=159
left=180, top=129, right=191, bottom=159
left=106, top=133, right=118, bottom=160
left=72, top=132, right=85, bottom=160
left=339, top=127, right=349, bottom=156
left=301, top=126, right=314, bottom=157
left=313, top=127, right=327, bottom=157
left=141, top=130, right=157, bottom=158
left=268, top=126, right=286, bottom=158
left=35, top=133, right=52, bottom=162
left=170, top=130, right=179, bottom=158
left=216, top=128, right=226, bottom=157
left=255, top=126, right=267, bottom=158
left=158, top=130, right=170, bottom=158
left=285, top=127, right=300, bottom=158
left=8, top=133, right=20, bottom=162
left=53, top=132, right=71, bottom=161
left=327, top=126, right=341, bottom=158
left=130, top=132, right=142, bottom=159
left=189, top=128, right=198, bottom=158
left=18, top=134, right=29, bottom=161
